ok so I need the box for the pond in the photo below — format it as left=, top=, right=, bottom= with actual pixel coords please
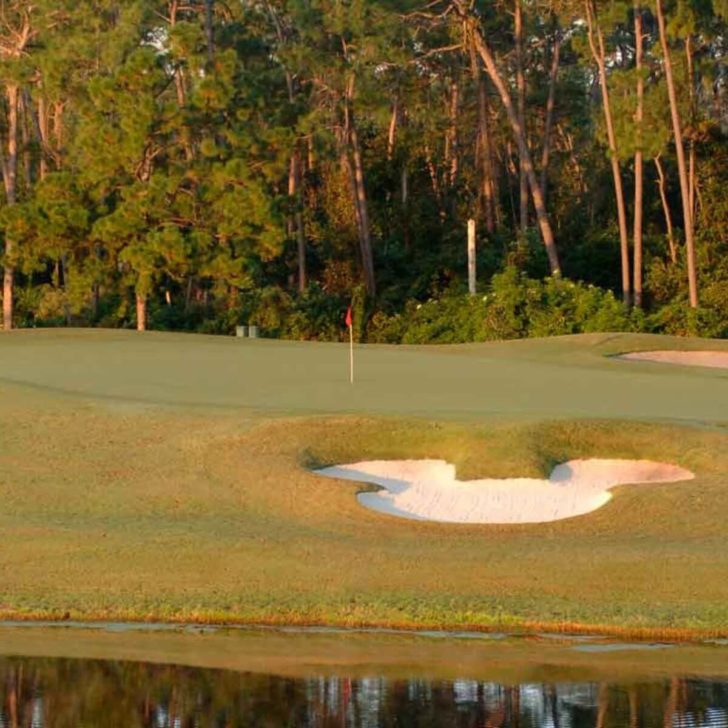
left=1, top=625, right=727, bottom=726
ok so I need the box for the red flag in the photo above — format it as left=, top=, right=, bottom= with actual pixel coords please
left=345, top=305, right=352, bottom=328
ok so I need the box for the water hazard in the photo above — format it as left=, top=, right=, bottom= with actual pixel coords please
left=1, top=655, right=727, bottom=727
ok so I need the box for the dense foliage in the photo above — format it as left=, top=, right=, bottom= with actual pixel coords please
left=0, top=0, right=726, bottom=341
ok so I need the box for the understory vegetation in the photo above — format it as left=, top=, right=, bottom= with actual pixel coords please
left=0, top=0, right=726, bottom=340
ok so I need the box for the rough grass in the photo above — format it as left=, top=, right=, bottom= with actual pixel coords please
left=0, top=329, right=727, bottom=638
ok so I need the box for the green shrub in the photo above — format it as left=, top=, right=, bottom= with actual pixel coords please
left=366, top=268, right=637, bottom=344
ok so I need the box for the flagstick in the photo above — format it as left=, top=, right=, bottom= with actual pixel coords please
left=349, top=322, right=354, bottom=384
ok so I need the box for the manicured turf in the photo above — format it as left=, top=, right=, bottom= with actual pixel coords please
left=0, top=328, right=726, bottom=422
left=0, top=329, right=727, bottom=637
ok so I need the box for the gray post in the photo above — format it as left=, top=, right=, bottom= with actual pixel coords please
left=467, top=218, right=476, bottom=295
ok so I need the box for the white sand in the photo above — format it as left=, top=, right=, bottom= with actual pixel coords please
left=619, top=350, right=728, bottom=369
left=316, top=458, right=693, bottom=524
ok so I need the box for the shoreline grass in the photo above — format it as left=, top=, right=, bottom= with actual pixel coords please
left=1, top=610, right=728, bottom=644
left=4, top=623, right=728, bottom=683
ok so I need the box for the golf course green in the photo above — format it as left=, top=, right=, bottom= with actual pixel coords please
left=0, top=329, right=727, bottom=637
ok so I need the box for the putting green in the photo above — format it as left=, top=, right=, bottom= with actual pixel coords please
left=0, top=329, right=726, bottom=423
left=0, top=329, right=726, bottom=636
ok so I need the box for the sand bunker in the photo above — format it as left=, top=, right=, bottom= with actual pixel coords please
left=316, top=459, right=693, bottom=524
left=619, top=350, right=728, bottom=369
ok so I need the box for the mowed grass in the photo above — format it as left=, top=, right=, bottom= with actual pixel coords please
left=0, top=329, right=727, bottom=637
left=0, top=328, right=726, bottom=422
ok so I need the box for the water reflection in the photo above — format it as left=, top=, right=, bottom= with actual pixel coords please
left=0, top=657, right=727, bottom=727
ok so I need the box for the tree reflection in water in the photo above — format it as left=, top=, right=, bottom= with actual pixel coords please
left=1, top=657, right=727, bottom=727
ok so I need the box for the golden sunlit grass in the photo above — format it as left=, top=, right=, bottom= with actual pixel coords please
left=1, top=332, right=727, bottom=640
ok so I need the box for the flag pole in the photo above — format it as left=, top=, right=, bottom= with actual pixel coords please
left=345, top=304, right=354, bottom=383
left=349, top=318, right=354, bottom=384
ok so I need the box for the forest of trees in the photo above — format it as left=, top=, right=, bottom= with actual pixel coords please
left=0, top=0, right=726, bottom=342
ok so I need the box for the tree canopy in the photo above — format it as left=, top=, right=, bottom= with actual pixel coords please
left=0, top=0, right=726, bottom=339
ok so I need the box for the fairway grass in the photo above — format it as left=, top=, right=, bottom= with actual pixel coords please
left=0, top=329, right=727, bottom=638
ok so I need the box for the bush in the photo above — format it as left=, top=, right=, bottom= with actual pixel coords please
left=366, top=267, right=637, bottom=344
left=646, top=236, right=728, bottom=338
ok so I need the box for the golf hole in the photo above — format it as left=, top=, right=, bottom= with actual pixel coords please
left=316, top=458, right=694, bottom=524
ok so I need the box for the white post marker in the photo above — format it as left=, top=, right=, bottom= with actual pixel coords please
left=467, top=218, right=476, bottom=295
left=346, top=305, right=354, bottom=383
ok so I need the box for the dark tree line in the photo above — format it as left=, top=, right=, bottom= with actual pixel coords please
left=0, top=0, right=726, bottom=339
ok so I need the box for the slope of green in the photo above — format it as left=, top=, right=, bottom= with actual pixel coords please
left=0, top=329, right=726, bottom=423
left=0, top=329, right=726, bottom=636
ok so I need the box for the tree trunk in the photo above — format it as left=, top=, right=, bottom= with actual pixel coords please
left=463, top=8, right=561, bottom=276
left=490, top=138, right=502, bottom=228
left=204, top=0, right=214, bottom=63
left=2, top=84, right=19, bottom=331
left=557, top=122, right=587, bottom=194
left=548, top=685, right=561, bottom=728
left=185, top=275, right=194, bottom=311
left=515, top=0, right=528, bottom=233
left=633, top=4, right=644, bottom=308
left=448, top=79, right=459, bottom=187
left=506, top=141, right=519, bottom=230
left=540, top=29, right=560, bottom=202
left=288, top=148, right=306, bottom=292
left=265, top=2, right=305, bottom=291
left=424, top=141, right=444, bottom=215
left=2, top=244, right=14, bottom=331
left=596, top=684, right=609, bottom=728
left=20, top=94, right=32, bottom=190
left=22, top=89, right=54, bottom=176
left=401, top=164, right=411, bottom=250
left=7, top=670, right=18, bottom=728
left=136, top=293, right=147, bottom=331
left=170, top=0, right=193, bottom=161
left=585, top=0, right=631, bottom=305
left=685, top=35, right=696, bottom=220
left=478, top=76, right=496, bottom=233
left=629, top=687, right=638, bottom=728
left=663, top=677, right=679, bottom=728
left=656, top=0, right=698, bottom=307
left=654, top=156, right=677, bottom=263
left=52, top=102, right=64, bottom=157
left=469, top=36, right=496, bottom=232
left=342, top=147, right=364, bottom=237
left=344, top=76, right=376, bottom=295
left=349, top=120, right=376, bottom=296
left=387, top=96, right=398, bottom=162
left=38, top=95, right=50, bottom=178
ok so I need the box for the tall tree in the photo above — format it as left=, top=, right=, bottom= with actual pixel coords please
left=454, top=0, right=561, bottom=277
left=539, top=23, right=561, bottom=203
left=655, top=0, right=697, bottom=307
left=514, top=0, right=528, bottom=234
left=0, top=2, right=36, bottom=330
left=584, top=0, right=631, bottom=305
left=633, top=1, right=645, bottom=307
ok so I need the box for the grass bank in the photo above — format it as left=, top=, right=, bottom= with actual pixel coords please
left=3, top=626, right=728, bottom=681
